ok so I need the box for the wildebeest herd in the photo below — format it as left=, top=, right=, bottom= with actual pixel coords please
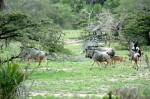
left=85, top=41, right=143, bottom=70
left=22, top=41, right=143, bottom=71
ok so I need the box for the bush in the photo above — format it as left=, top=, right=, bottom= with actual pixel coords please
left=105, top=87, right=150, bottom=99
left=0, top=62, right=24, bottom=99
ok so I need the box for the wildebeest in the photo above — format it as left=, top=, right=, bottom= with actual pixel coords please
left=85, top=49, right=112, bottom=70
left=129, top=41, right=142, bottom=70
left=20, top=46, right=48, bottom=70
left=86, top=46, right=115, bottom=58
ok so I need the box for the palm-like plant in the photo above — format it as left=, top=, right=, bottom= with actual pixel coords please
left=0, top=62, right=24, bottom=99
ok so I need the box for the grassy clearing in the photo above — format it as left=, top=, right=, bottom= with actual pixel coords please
left=18, top=30, right=150, bottom=99
left=63, top=30, right=82, bottom=39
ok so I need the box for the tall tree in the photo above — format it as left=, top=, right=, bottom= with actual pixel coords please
left=115, top=0, right=150, bottom=45
left=82, top=10, right=119, bottom=47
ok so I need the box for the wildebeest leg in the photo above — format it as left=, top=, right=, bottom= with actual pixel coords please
left=107, top=59, right=112, bottom=67
left=114, top=61, right=116, bottom=65
left=133, top=60, right=136, bottom=69
left=90, top=61, right=95, bottom=70
left=112, top=60, right=115, bottom=65
left=130, top=59, right=132, bottom=64
left=27, top=57, right=31, bottom=65
left=96, top=62, right=101, bottom=69
left=135, top=60, right=139, bottom=70
left=129, top=58, right=133, bottom=64
left=138, top=57, right=142, bottom=67
left=38, top=58, right=42, bottom=68
left=104, top=62, right=108, bottom=68
left=112, top=61, right=115, bottom=68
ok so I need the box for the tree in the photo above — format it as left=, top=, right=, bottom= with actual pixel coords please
left=0, top=12, right=64, bottom=63
left=122, top=9, right=150, bottom=45
left=85, top=0, right=107, bottom=5
left=115, top=0, right=150, bottom=45
left=81, top=10, right=119, bottom=47
left=7, top=0, right=76, bottom=29
left=103, top=0, right=120, bottom=12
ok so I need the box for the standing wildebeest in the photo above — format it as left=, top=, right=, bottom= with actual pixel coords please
left=85, top=49, right=112, bottom=70
left=20, top=47, right=48, bottom=70
left=86, top=46, right=115, bottom=58
left=129, top=41, right=142, bottom=70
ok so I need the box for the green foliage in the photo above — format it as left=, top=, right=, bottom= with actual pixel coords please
left=0, top=62, right=24, bottom=99
left=85, top=0, right=107, bottom=5
left=104, top=0, right=120, bottom=12
left=5, top=0, right=121, bottom=29
left=115, top=0, right=149, bottom=13
left=0, top=11, right=64, bottom=52
left=46, top=4, right=76, bottom=29
left=68, top=0, right=86, bottom=13
left=0, top=11, right=33, bottom=40
left=112, top=0, right=150, bottom=45
left=122, top=8, right=150, bottom=45
left=7, top=0, right=77, bottom=29
left=7, top=0, right=50, bottom=18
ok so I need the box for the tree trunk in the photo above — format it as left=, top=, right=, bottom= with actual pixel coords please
left=108, top=39, right=111, bottom=48
left=108, top=30, right=112, bottom=48
left=0, top=0, right=5, bottom=11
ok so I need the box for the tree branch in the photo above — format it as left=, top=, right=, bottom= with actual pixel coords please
left=0, top=48, right=23, bottom=63
left=0, top=34, right=19, bottom=39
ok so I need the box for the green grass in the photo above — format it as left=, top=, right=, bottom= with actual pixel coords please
left=24, top=58, right=150, bottom=98
left=63, top=30, right=82, bottom=39
left=17, top=30, right=150, bottom=99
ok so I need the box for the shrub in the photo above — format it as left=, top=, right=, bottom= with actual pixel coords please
left=0, top=62, right=24, bottom=99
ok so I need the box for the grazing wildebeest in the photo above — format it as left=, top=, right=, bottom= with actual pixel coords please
left=85, top=49, right=112, bottom=70
left=20, top=46, right=48, bottom=70
left=129, top=41, right=142, bottom=70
